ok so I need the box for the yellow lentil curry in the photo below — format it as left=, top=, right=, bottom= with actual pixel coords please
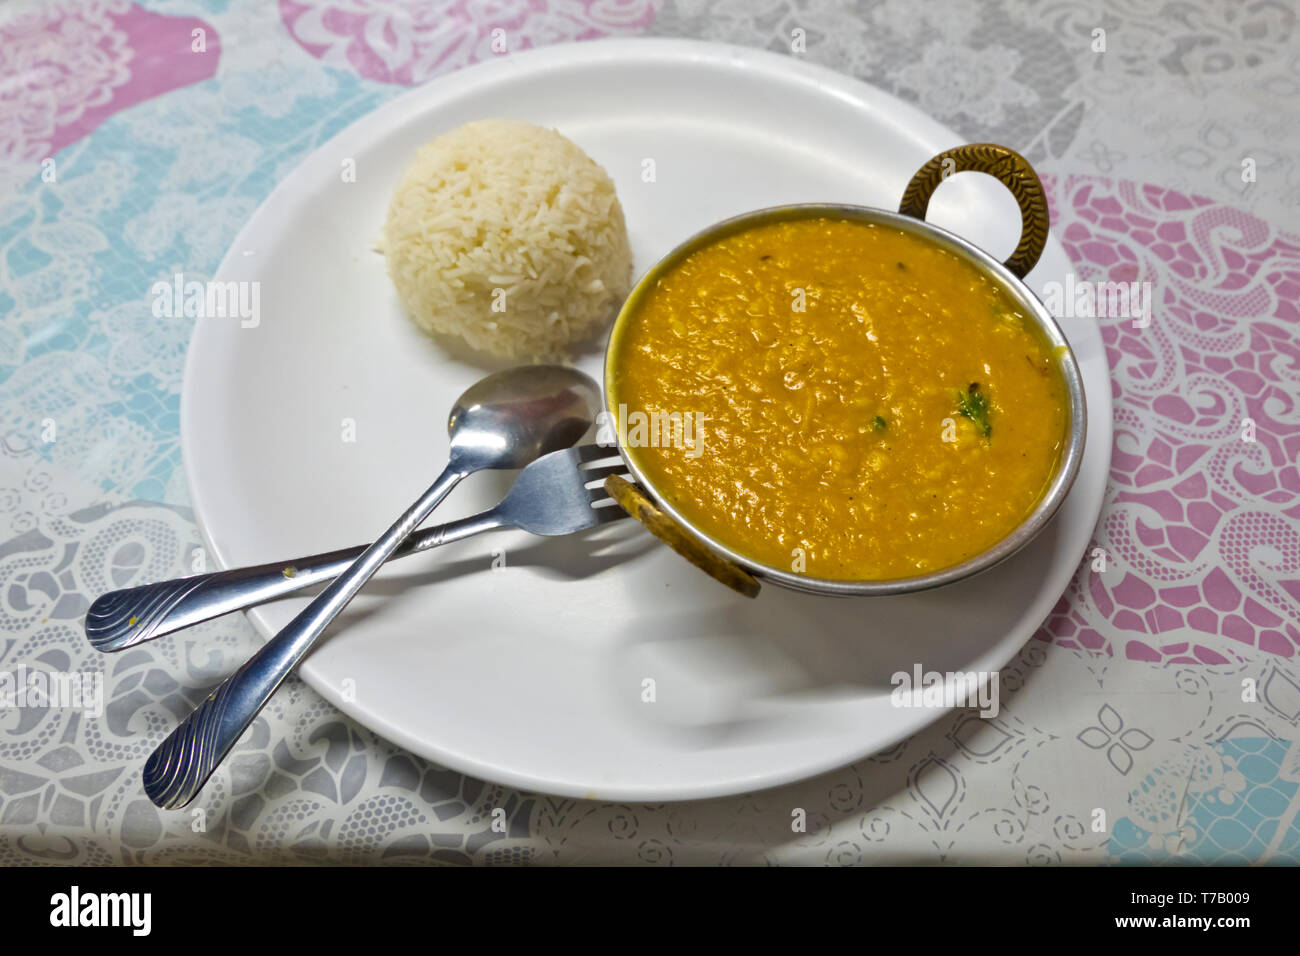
left=607, top=215, right=1070, bottom=581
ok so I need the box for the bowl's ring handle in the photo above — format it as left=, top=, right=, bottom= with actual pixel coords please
left=605, top=474, right=760, bottom=598
left=898, top=143, right=1049, bottom=280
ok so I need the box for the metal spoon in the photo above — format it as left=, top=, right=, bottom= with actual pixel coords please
left=142, top=365, right=600, bottom=809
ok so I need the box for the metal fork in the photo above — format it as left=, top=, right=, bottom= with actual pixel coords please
left=85, top=445, right=628, bottom=652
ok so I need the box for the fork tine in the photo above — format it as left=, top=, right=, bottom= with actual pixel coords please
left=585, top=478, right=631, bottom=504
left=575, top=443, right=622, bottom=465
left=588, top=503, right=631, bottom=524
left=581, top=463, right=630, bottom=486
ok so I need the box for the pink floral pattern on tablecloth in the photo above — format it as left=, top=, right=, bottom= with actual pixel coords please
left=278, top=0, right=658, bottom=86
left=0, top=0, right=218, bottom=166
left=1037, top=174, right=1300, bottom=664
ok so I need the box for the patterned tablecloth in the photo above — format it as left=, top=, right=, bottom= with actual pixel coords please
left=1, top=0, right=1297, bottom=865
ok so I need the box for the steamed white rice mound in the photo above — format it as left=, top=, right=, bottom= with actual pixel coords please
left=383, top=119, right=633, bottom=360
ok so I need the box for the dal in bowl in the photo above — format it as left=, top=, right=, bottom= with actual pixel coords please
left=604, top=144, right=1086, bottom=596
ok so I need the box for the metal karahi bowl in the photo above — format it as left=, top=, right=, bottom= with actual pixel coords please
left=602, top=143, right=1087, bottom=597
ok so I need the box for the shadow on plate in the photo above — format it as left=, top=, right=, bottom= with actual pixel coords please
left=601, top=513, right=1067, bottom=754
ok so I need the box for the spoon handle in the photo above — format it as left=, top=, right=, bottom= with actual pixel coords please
left=85, top=510, right=505, bottom=653
left=143, top=465, right=466, bottom=810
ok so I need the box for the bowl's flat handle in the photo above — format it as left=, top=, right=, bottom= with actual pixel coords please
left=898, top=143, right=1049, bottom=280
left=604, top=475, right=760, bottom=598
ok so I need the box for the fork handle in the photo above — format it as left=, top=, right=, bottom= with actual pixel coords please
left=85, top=510, right=504, bottom=653
left=144, top=466, right=468, bottom=810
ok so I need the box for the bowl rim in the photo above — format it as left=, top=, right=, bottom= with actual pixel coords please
left=603, top=202, right=1088, bottom=596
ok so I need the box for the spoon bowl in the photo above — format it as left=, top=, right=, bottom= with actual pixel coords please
left=448, top=365, right=601, bottom=471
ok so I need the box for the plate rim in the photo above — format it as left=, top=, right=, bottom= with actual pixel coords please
left=181, top=36, right=1114, bottom=801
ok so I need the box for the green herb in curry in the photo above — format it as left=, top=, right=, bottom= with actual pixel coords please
left=956, top=382, right=992, bottom=438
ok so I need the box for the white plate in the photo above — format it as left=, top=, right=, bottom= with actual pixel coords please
left=183, top=38, right=1111, bottom=801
